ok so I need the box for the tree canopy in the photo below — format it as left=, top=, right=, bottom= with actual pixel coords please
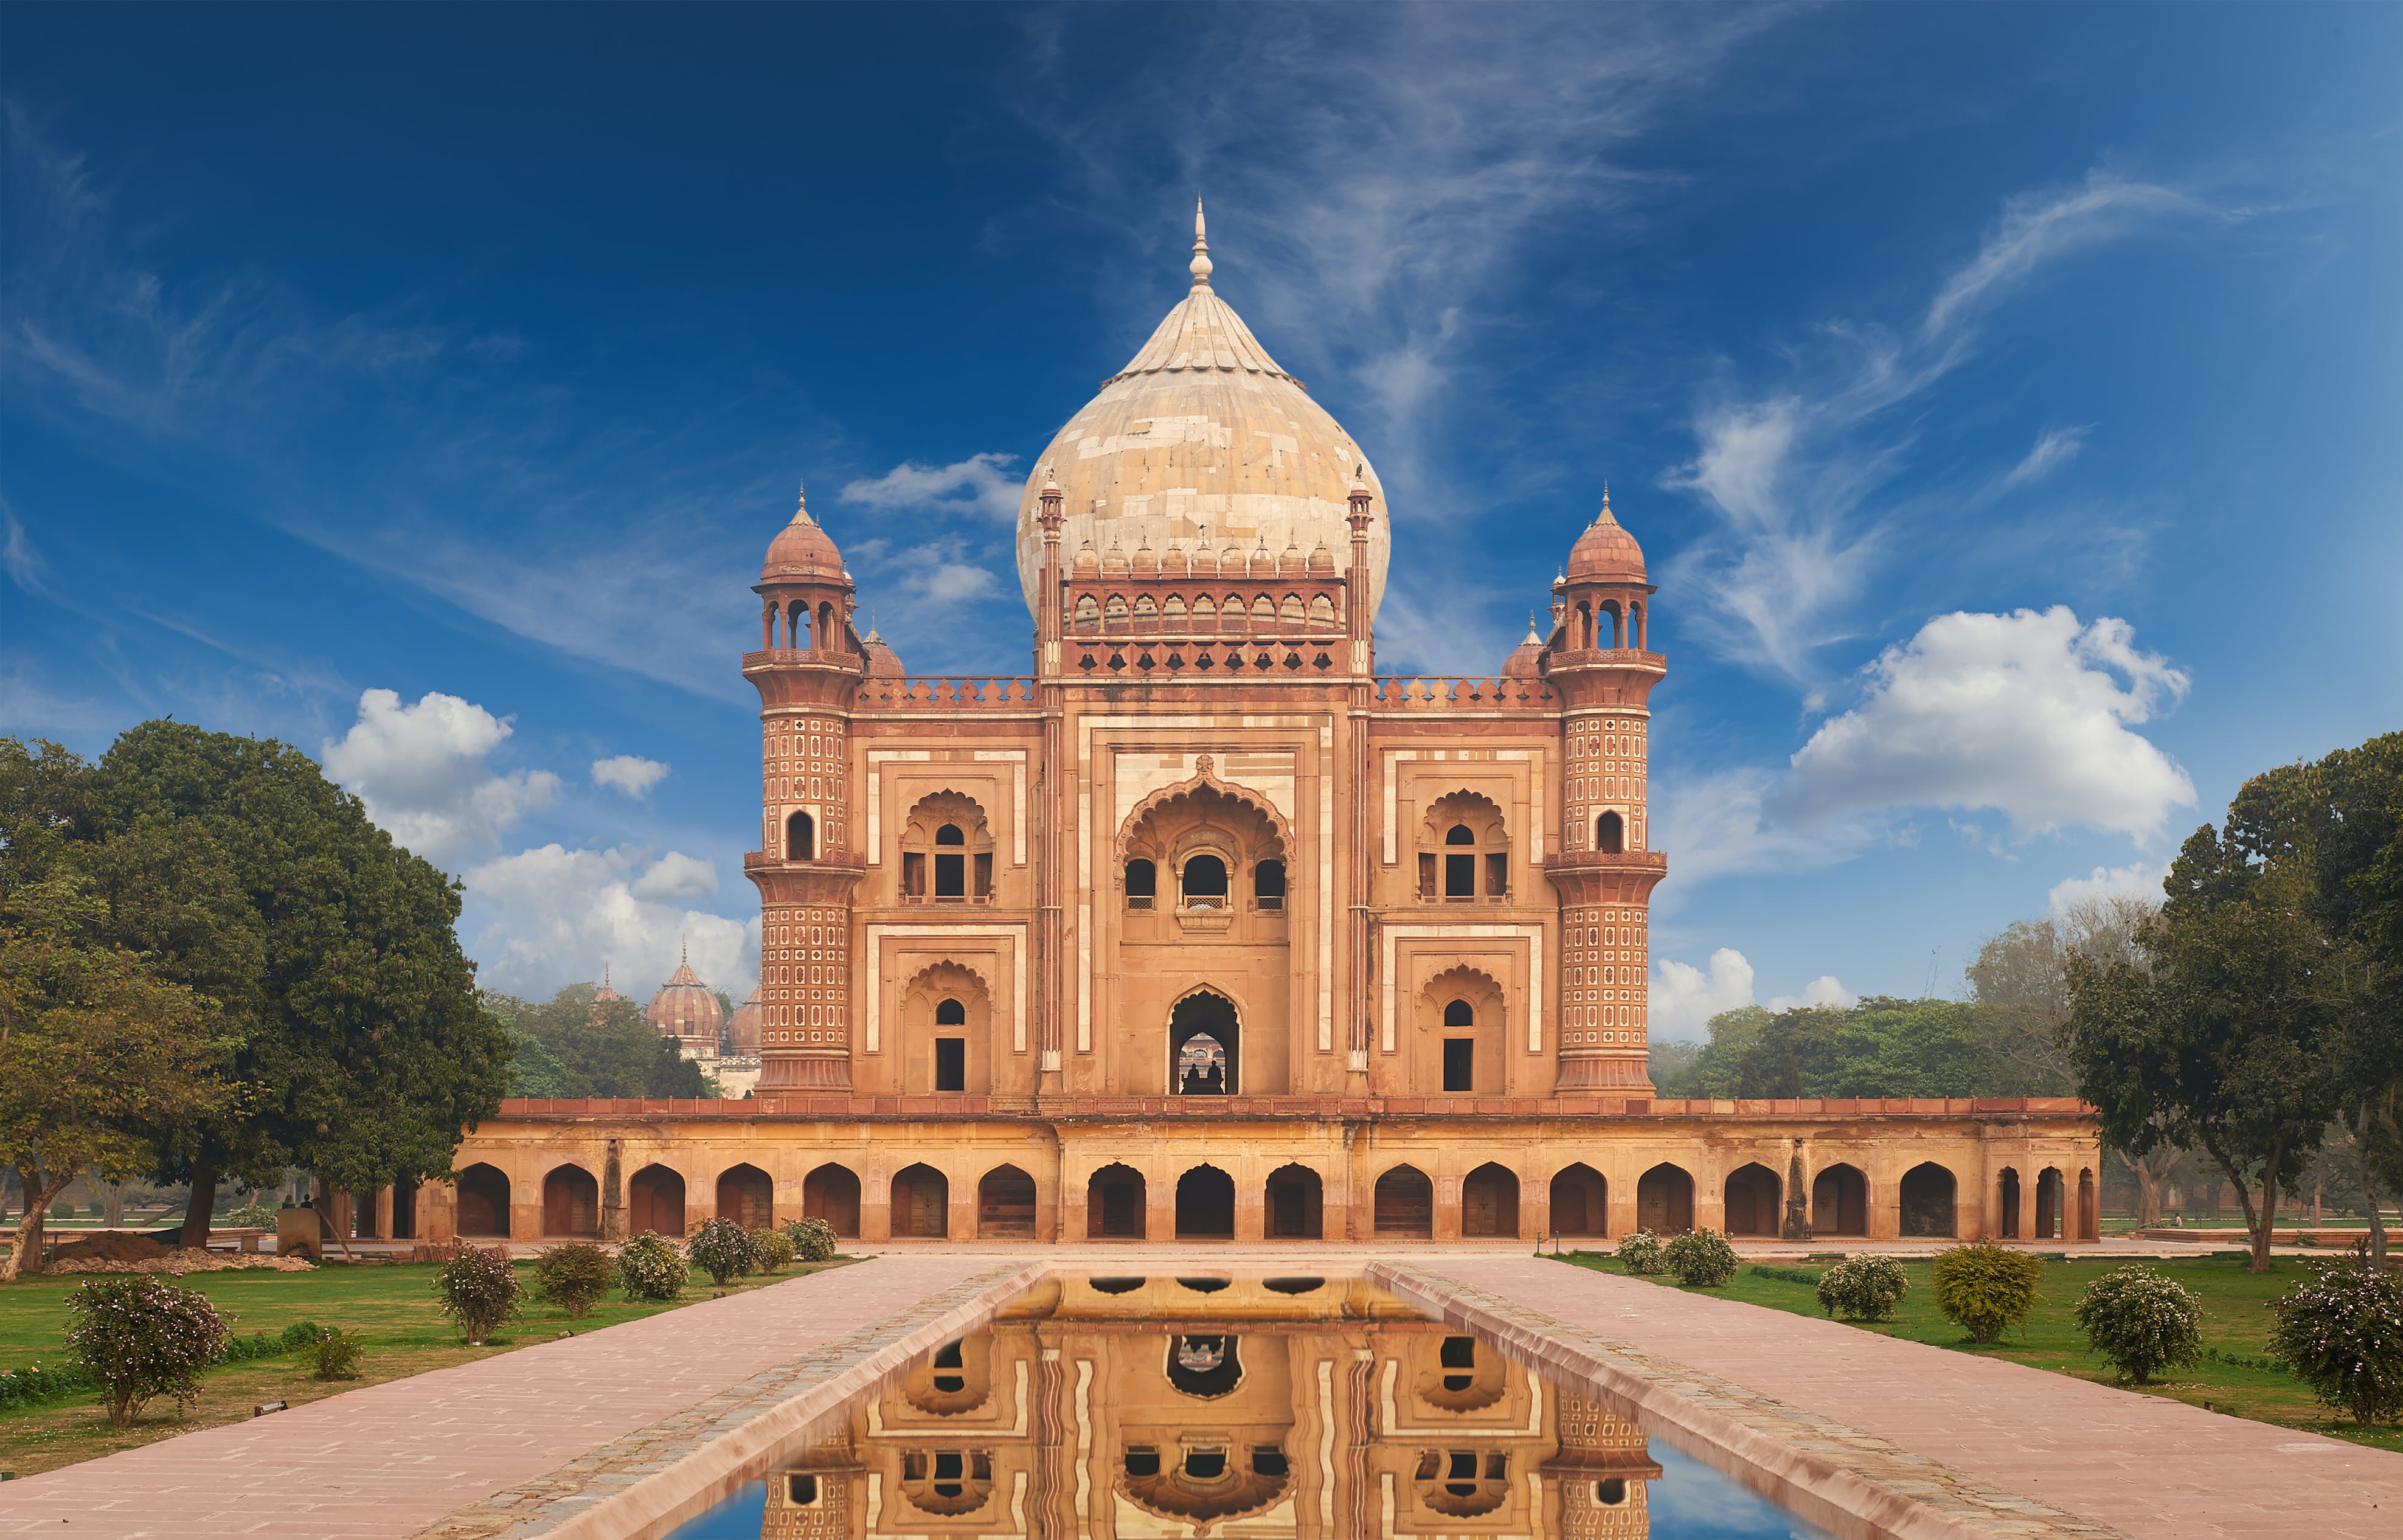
left=1655, top=995, right=2075, bottom=1101
left=487, top=985, right=715, bottom=1099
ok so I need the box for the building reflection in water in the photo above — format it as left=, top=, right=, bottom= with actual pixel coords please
left=759, top=1276, right=1659, bottom=1538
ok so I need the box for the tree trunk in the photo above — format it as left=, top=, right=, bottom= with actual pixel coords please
left=97, top=1170, right=125, bottom=1228
left=1, top=1165, right=77, bottom=1283
left=178, top=1143, right=219, bottom=1250
left=2132, top=1150, right=2174, bottom=1230
left=2245, top=1144, right=2284, bottom=1274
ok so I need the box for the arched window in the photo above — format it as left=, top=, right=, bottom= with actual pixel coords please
left=817, top=602, right=836, bottom=649
left=1596, top=810, right=1623, bottom=854
left=1421, top=793, right=1509, bottom=902
left=786, top=810, right=815, bottom=861
left=934, top=822, right=966, bottom=899
left=1104, top=594, right=1130, bottom=628
left=1441, top=999, right=1474, bottom=1091
left=933, top=996, right=966, bottom=1091
left=1182, top=854, right=1229, bottom=909
left=1074, top=594, right=1100, bottom=631
left=1309, top=594, right=1336, bottom=626
left=1193, top=594, right=1217, bottom=630
left=1253, top=858, right=1286, bottom=911
left=1252, top=595, right=1276, bottom=627
left=1125, top=858, right=1157, bottom=909
left=1576, top=602, right=1593, bottom=650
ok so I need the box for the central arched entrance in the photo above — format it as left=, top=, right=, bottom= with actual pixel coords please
left=1176, top=1165, right=1235, bottom=1238
left=1170, top=990, right=1239, bottom=1095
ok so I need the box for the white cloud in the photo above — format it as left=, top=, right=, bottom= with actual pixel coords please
left=630, top=851, right=718, bottom=901
left=592, top=754, right=669, bottom=797
left=1767, top=976, right=1857, bottom=1012
left=1923, top=172, right=2201, bottom=341
left=462, top=844, right=756, bottom=1001
left=841, top=453, right=1022, bottom=521
left=1780, top=607, right=2194, bottom=842
left=1648, top=948, right=1755, bottom=1042
left=321, top=688, right=559, bottom=868
left=2048, top=860, right=2169, bottom=918
left=2000, top=426, right=2089, bottom=491
left=1646, top=765, right=1874, bottom=892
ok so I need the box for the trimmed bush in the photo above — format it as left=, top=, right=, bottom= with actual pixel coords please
left=688, top=1216, right=759, bottom=1287
left=1615, top=1230, right=1666, bottom=1275
left=432, top=1244, right=523, bottom=1345
left=2269, top=1250, right=2403, bottom=1424
left=751, top=1228, right=798, bottom=1274
left=306, top=1325, right=364, bottom=1381
left=532, top=1241, right=617, bottom=1319
left=221, top=1202, right=278, bottom=1230
left=2073, top=1264, right=2202, bottom=1384
left=1816, top=1255, right=1909, bottom=1322
left=1931, top=1241, right=2045, bottom=1344
left=618, top=1230, right=687, bottom=1302
left=63, top=1275, right=231, bottom=1426
left=783, top=1216, right=838, bottom=1263
left=1663, top=1227, right=1739, bottom=1288
left=1751, top=1264, right=1822, bottom=1286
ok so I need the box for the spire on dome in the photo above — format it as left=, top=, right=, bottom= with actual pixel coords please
left=1525, top=612, right=1544, bottom=645
left=1189, top=198, right=1212, bottom=288
left=1597, top=483, right=1615, bottom=525
left=792, top=480, right=813, bottom=525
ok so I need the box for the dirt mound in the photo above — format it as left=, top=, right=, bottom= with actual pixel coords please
left=44, top=1251, right=313, bottom=1275
left=46, top=1232, right=170, bottom=1264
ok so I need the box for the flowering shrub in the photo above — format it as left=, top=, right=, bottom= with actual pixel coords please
left=306, top=1325, right=364, bottom=1381
left=1615, top=1230, right=1666, bottom=1275
left=783, top=1216, right=838, bottom=1263
left=1817, top=1255, right=1909, bottom=1322
left=687, top=1217, right=760, bottom=1287
left=1663, top=1228, right=1739, bottom=1288
left=2073, top=1264, right=2203, bottom=1384
left=532, top=1241, right=617, bottom=1318
left=751, top=1228, right=798, bottom=1274
left=2269, top=1249, right=2403, bottom=1424
left=1931, top=1242, right=2045, bottom=1344
left=617, top=1231, right=687, bottom=1302
left=63, top=1276, right=230, bottom=1426
left=433, top=1245, right=523, bottom=1345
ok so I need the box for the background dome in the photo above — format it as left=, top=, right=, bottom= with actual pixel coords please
left=645, top=944, right=723, bottom=1053
left=1014, top=206, right=1391, bottom=617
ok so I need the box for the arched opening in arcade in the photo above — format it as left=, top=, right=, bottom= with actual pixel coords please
left=1375, top=1165, right=1434, bottom=1238
left=1998, top=1167, right=2022, bottom=1239
left=2077, top=1167, right=2097, bottom=1241
left=628, top=1164, right=685, bottom=1237
left=1596, top=810, right=1625, bottom=854
left=1812, top=1163, right=1868, bottom=1237
left=1088, top=1164, right=1146, bottom=1240
left=716, top=1163, right=773, bottom=1230
left=1176, top=1165, right=1236, bottom=1239
left=1901, top=1163, right=1958, bottom=1238
left=1181, top=853, right=1229, bottom=909
left=1723, top=1162, right=1781, bottom=1237
left=892, top=1164, right=949, bottom=1238
left=1170, top=990, right=1239, bottom=1096
left=542, top=1164, right=598, bottom=1238
left=1264, top=1164, right=1322, bottom=1239
left=1636, top=1164, right=1694, bottom=1235
left=785, top=809, right=814, bottom=861
left=1462, top=1164, right=1519, bottom=1238
left=977, top=1164, right=1037, bottom=1238
left=803, top=1162, right=861, bottom=1238
left=455, top=1164, right=511, bottom=1237
left=1550, top=1164, right=1607, bottom=1237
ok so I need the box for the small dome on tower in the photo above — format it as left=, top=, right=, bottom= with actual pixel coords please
left=1132, top=539, right=1159, bottom=576
left=1102, top=541, right=1131, bottom=575
left=1307, top=542, right=1335, bottom=574
left=1249, top=540, right=1277, bottom=578
left=762, top=485, right=844, bottom=581
left=1191, top=544, right=1219, bottom=576
left=1279, top=542, right=1305, bottom=575
left=861, top=626, right=904, bottom=678
left=1073, top=541, right=1101, bottom=572
left=1160, top=543, right=1188, bottom=575
left=1566, top=488, right=1648, bottom=584
left=1504, top=615, right=1548, bottom=678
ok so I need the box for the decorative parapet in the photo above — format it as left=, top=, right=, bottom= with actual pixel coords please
left=1371, top=676, right=1556, bottom=710
left=853, top=677, right=1040, bottom=710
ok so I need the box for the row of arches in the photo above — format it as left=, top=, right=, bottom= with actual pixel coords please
left=1569, top=597, right=1646, bottom=652
left=1072, top=591, right=1339, bottom=634
left=762, top=597, right=845, bottom=652
left=457, top=1154, right=2089, bottom=1242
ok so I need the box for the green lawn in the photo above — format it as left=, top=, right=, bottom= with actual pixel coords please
left=1556, top=1250, right=2403, bottom=1454
left=0, top=1255, right=853, bottom=1477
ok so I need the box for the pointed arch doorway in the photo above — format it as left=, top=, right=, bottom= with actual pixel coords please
left=1169, top=990, right=1240, bottom=1096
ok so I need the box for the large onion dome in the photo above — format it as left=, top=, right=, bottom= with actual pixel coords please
left=1564, top=488, right=1648, bottom=584
left=1013, top=202, right=1391, bottom=617
left=644, top=940, right=724, bottom=1056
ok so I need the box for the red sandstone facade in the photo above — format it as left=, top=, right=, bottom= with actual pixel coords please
left=429, top=212, right=2101, bottom=1249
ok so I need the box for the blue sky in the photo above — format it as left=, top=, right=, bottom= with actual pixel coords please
left=4, top=4, right=2397, bottom=1033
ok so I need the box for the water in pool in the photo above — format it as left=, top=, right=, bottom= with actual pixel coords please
left=664, top=1275, right=1829, bottom=1539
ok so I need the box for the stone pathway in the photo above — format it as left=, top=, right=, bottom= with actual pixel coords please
left=1379, top=1256, right=2403, bottom=1540
left=0, top=1254, right=1013, bottom=1540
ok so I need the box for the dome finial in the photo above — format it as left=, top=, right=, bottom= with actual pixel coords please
left=1189, top=198, right=1213, bottom=288
left=792, top=479, right=814, bottom=526
left=1598, top=482, right=1614, bottom=525
left=1525, top=611, right=1542, bottom=645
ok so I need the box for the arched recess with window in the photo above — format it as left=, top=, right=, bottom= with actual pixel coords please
left=1168, top=987, right=1241, bottom=1097
left=542, top=1164, right=599, bottom=1237
left=1415, top=965, right=1505, bottom=1097
left=898, top=791, right=994, bottom=903
left=1594, top=810, right=1624, bottom=854
left=785, top=808, right=816, bottom=861
left=1419, top=791, right=1510, bottom=901
left=901, top=960, right=993, bottom=1095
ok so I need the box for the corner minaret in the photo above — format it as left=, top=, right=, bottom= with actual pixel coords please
left=745, top=484, right=867, bottom=1091
left=1543, top=488, right=1668, bottom=1094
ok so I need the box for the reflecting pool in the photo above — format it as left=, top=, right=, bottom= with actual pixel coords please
left=664, top=1274, right=1828, bottom=1539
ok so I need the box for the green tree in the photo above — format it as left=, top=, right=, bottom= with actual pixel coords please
left=487, top=985, right=712, bottom=1098
left=83, top=723, right=512, bottom=1245
left=0, top=873, right=238, bottom=1280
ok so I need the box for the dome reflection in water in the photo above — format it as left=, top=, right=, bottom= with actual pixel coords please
left=662, top=1277, right=1832, bottom=1540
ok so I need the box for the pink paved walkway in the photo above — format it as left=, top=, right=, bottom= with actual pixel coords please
left=1418, top=1256, right=2403, bottom=1540
left=0, top=1254, right=1003, bottom=1540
